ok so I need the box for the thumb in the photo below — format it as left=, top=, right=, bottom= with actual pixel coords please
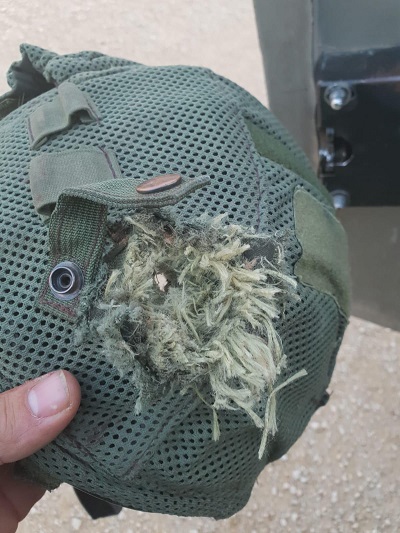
left=0, top=370, right=81, bottom=465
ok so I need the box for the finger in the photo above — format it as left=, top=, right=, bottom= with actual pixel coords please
left=0, top=370, right=81, bottom=465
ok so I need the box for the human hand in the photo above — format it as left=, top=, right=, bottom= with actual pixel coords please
left=0, top=370, right=81, bottom=533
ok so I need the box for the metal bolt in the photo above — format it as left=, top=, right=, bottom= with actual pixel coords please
left=325, top=85, right=352, bottom=111
left=49, top=261, right=84, bottom=300
left=331, top=190, right=350, bottom=210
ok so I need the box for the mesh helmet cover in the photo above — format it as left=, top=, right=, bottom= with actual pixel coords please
left=0, top=44, right=349, bottom=519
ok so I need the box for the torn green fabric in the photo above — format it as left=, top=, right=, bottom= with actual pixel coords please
left=92, top=213, right=305, bottom=458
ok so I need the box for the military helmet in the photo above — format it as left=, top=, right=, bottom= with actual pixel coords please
left=0, top=44, right=350, bottom=518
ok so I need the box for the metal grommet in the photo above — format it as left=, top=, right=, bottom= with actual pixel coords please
left=49, top=261, right=84, bottom=301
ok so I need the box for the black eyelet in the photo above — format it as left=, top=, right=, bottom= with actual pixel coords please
left=49, top=261, right=84, bottom=301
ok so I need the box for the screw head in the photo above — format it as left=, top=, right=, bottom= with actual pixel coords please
left=331, top=190, right=350, bottom=209
left=325, top=85, right=352, bottom=111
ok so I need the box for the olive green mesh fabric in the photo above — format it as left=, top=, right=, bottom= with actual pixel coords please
left=0, top=44, right=349, bottom=519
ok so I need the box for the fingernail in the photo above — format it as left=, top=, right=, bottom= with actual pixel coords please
left=28, top=371, right=71, bottom=418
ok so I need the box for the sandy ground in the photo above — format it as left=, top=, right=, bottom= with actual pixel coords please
left=0, top=1, right=399, bottom=531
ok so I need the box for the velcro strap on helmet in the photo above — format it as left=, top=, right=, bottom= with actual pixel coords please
left=293, top=187, right=350, bottom=316
left=30, top=148, right=122, bottom=218
left=28, top=81, right=100, bottom=149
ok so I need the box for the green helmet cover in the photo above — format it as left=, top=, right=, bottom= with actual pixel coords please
left=0, top=44, right=350, bottom=519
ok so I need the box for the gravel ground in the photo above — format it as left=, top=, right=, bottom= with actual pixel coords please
left=1, top=1, right=398, bottom=531
left=18, top=317, right=400, bottom=533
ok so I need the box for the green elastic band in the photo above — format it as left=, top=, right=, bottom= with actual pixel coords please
left=29, top=148, right=123, bottom=217
left=62, top=174, right=211, bottom=209
left=28, top=81, right=100, bottom=149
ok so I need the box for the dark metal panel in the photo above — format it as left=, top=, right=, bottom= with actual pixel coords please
left=338, top=207, right=400, bottom=331
left=314, top=0, right=400, bottom=54
left=316, top=47, right=400, bottom=207
left=253, top=0, right=400, bottom=330
left=254, top=0, right=400, bottom=165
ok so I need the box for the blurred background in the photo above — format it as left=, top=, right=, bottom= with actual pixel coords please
left=1, top=1, right=399, bottom=532
left=0, top=0, right=266, bottom=101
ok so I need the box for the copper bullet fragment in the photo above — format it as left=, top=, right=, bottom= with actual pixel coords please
left=136, top=174, right=182, bottom=194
